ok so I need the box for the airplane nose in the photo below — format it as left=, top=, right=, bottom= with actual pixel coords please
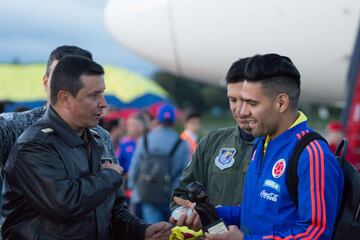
left=105, top=0, right=179, bottom=73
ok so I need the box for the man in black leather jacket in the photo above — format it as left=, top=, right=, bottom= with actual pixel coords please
left=0, top=46, right=116, bottom=173
left=1, top=56, right=171, bottom=240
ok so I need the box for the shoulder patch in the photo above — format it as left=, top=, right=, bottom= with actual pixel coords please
left=215, top=148, right=236, bottom=170
left=41, top=128, right=54, bottom=133
left=0, top=112, right=15, bottom=121
left=90, top=128, right=101, bottom=138
left=90, top=129, right=97, bottom=134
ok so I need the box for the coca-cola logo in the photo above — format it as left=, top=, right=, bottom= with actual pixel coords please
left=260, top=190, right=278, bottom=202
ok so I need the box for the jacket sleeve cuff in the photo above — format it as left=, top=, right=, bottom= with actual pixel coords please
left=99, top=168, right=123, bottom=190
left=111, top=204, right=150, bottom=240
left=215, top=205, right=241, bottom=227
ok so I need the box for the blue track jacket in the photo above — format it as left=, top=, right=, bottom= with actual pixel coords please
left=216, top=121, right=344, bottom=239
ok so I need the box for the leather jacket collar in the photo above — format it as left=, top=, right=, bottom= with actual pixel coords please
left=44, top=106, right=102, bottom=149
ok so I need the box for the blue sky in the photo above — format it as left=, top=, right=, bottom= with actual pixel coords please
left=0, top=0, right=158, bottom=76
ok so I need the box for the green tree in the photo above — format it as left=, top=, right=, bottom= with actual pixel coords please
left=152, top=71, right=228, bottom=113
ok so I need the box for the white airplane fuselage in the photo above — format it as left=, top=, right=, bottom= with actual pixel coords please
left=105, top=0, right=360, bottom=104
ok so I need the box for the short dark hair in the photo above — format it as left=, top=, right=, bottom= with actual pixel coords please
left=104, top=119, right=122, bottom=133
left=50, top=56, right=104, bottom=106
left=244, top=53, right=301, bottom=108
left=128, top=112, right=147, bottom=128
left=136, top=110, right=152, bottom=132
left=45, top=45, right=93, bottom=77
left=185, top=110, right=201, bottom=122
left=225, top=57, right=250, bottom=84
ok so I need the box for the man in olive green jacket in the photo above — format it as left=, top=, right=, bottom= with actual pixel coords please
left=170, top=57, right=255, bottom=229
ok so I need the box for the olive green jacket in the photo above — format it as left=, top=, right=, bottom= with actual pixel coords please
left=171, top=126, right=255, bottom=210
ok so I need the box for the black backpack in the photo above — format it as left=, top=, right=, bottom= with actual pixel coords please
left=287, top=132, right=360, bottom=239
left=136, top=135, right=182, bottom=204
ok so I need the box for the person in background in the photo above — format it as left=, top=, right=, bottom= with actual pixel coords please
left=118, top=113, right=148, bottom=217
left=326, top=120, right=344, bottom=154
left=137, top=109, right=154, bottom=133
left=180, top=110, right=202, bottom=157
left=118, top=113, right=147, bottom=173
left=325, top=121, right=359, bottom=170
left=104, top=118, right=124, bottom=155
left=129, top=104, right=190, bottom=223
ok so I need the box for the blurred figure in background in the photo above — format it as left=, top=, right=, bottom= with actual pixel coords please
left=118, top=113, right=147, bottom=173
left=137, top=109, right=154, bottom=133
left=129, top=104, right=190, bottom=223
left=104, top=118, right=124, bottom=155
left=180, top=110, right=201, bottom=158
left=118, top=113, right=148, bottom=218
left=326, top=121, right=344, bottom=153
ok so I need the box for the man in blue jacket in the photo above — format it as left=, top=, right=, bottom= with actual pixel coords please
left=207, top=54, right=344, bottom=239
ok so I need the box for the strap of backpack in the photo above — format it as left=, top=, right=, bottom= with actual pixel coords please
left=335, top=138, right=349, bottom=165
left=286, top=132, right=327, bottom=208
left=169, top=138, right=183, bottom=158
left=143, top=134, right=149, bottom=154
left=144, top=134, right=181, bottom=157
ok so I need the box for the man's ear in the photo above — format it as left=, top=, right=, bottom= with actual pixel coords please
left=43, top=75, right=48, bottom=92
left=57, top=90, right=72, bottom=109
left=277, top=93, right=289, bottom=113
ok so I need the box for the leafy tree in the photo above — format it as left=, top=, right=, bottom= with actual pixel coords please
left=152, top=71, right=228, bottom=113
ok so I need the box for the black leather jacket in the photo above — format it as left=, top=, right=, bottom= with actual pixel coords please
left=1, top=107, right=148, bottom=240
